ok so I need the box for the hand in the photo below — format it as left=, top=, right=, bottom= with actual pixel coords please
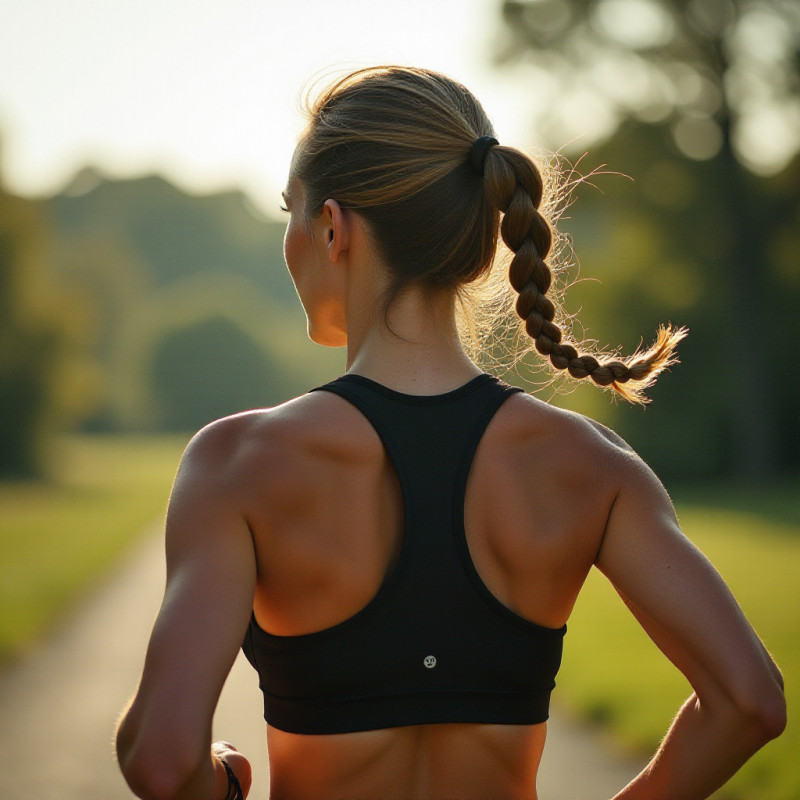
left=211, top=741, right=252, bottom=799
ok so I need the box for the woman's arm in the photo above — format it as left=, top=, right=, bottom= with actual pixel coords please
left=594, top=449, right=785, bottom=800
left=116, top=420, right=257, bottom=800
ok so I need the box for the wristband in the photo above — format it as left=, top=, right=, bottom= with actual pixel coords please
left=219, top=757, right=244, bottom=800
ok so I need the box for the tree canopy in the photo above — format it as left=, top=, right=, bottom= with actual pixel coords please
left=498, top=0, right=800, bottom=175
left=496, top=0, right=800, bottom=479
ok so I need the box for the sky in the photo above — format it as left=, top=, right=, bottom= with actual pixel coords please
left=3, top=0, right=797, bottom=219
left=0, top=0, right=549, bottom=218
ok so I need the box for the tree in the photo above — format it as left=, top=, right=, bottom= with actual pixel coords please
left=149, top=315, right=285, bottom=431
left=496, top=0, right=800, bottom=479
left=545, top=120, right=799, bottom=479
left=0, top=187, right=64, bottom=476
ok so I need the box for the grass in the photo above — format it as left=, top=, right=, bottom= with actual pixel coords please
left=558, top=480, right=800, bottom=800
left=0, top=434, right=187, bottom=663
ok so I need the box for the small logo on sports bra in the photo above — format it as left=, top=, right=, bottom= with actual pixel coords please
left=423, top=655, right=437, bottom=669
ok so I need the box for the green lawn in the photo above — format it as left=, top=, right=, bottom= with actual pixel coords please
left=558, top=481, right=800, bottom=800
left=0, top=435, right=187, bottom=663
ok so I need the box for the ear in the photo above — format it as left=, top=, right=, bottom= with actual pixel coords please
left=321, top=199, right=349, bottom=263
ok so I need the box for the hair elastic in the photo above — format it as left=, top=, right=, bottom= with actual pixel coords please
left=219, top=757, right=244, bottom=800
left=468, top=135, right=499, bottom=175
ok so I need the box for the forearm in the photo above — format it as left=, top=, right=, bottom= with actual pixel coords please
left=613, top=693, right=780, bottom=800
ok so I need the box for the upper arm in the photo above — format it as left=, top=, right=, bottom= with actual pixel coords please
left=595, top=451, right=781, bottom=716
left=121, top=420, right=257, bottom=767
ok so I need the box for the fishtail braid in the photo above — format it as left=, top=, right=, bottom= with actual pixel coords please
left=483, top=145, right=687, bottom=404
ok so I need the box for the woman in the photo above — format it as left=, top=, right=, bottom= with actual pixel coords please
left=116, top=66, right=785, bottom=800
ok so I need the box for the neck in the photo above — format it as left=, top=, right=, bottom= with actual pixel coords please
left=345, top=285, right=481, bottom=394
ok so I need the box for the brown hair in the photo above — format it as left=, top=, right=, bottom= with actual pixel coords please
left=293, top=65, right=686, bottom=403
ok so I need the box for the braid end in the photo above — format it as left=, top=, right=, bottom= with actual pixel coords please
left=612, top=324, right=689, bottom=404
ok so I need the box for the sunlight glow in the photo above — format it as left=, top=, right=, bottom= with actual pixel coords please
left=2, top=0, right=797, bottom=209
left=672, top=114, right=723, bottom=161
left=734, top=100, right=800, bottom=176
left=592, top=0, right=675, bottom=49
left=0, top=0, right=509, bottom=216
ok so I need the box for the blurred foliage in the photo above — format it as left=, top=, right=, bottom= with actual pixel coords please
left=45, top=169, right=341, bottom=432
left=4, top=0, right=800, bottom=480
left=496, top=0, right=800, bottom=479
left=0, top=164, right=342, bottom=476
left=49, top=168, right=296, bottom=301
left=150, top=314, right=282, bottom=431
left=550, top=122, right=800, bottom=479
left=3, top=145, right=797, bottom=478
left=497, top=0, right=800, bottom=174
left=0, top=188, right=55, bottom=476
left=0, top=179, right=99, bottom=476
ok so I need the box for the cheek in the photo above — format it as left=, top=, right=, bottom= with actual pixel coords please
left=283, top=220, right=319, bottom=314
left=283, top=221, right=302, bottom=278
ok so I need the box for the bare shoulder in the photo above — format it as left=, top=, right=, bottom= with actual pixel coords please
left=494, top=391, right=642, bottom=485
left=466, top=391, right=658, bottom=563
left=177, top=388, right=382, bottom=499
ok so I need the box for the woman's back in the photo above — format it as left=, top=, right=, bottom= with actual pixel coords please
left=213, top=376, right=626, bottom=798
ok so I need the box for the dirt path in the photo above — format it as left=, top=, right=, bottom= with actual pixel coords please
left=0, top=528, right=645, bottom=799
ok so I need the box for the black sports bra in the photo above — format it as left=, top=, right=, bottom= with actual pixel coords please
left=241, top=373, right=566, bottom=734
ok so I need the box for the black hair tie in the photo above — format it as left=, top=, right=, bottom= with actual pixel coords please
left=219, top=758, right=244, bottom=800
left=469, top=135, right=499, bottom=176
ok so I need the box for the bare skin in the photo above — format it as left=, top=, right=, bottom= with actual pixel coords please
left=116, top=176, right=785, bottom=800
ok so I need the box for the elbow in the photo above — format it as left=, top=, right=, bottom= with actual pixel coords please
left=703, top=662, right=787, bottom=747
left=117, top=728, right=203, bottom=800
left=756, top=663, right=787, bottom=741
left=736, top=671, right=787, bottom=743
left=754, top=689, right=787, bottom=742
left=119, top=762, right=176, bottom=800
left=119, top=753, right=202, bottom=800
